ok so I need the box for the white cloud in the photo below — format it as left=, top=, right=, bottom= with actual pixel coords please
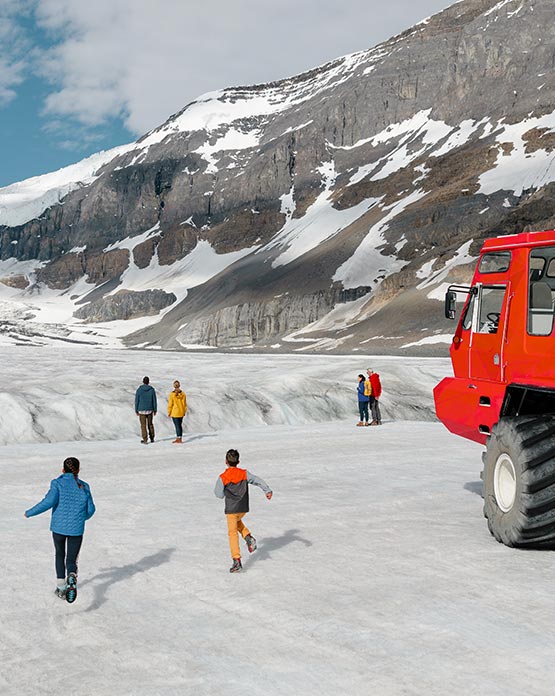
left=0, top=0, right=32, bottom=105
left=32, top=0, right=451, bottom=135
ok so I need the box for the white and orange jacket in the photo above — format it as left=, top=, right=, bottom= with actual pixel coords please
left=214, top=467, right=271, bottom=514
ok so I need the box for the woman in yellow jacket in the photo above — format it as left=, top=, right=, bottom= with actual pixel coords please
left=167, top=380, right=187, bottom=443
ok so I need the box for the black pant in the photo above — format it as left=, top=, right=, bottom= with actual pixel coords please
left=358, top=401, right=369, bottom=422
left=52, top=532, right=83, bottom=579
left=172, top=416, right=183, bottom=437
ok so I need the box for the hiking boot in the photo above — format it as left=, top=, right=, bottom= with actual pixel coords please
left=54, top=586, right=66, bottom=599
left=172, top=437, right=182, bottom=444
left=229, top=558, right=242, bottom=573
left=66, top=572, right=78, bottom=604
left=356, top=421, right=364, bottom=427
left=141, top=440, right=148, bottom=444
left=370, top=420, right=378, bottom=426
left=245, top=534, right=257, bottom=553
left=150, top=438, right=155, bottom=443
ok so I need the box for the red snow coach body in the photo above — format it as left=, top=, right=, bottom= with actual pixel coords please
left=434, top=230, right=555, bottom=548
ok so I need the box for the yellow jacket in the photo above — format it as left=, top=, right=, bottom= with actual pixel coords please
left=168, top=389, right=187, bottom=418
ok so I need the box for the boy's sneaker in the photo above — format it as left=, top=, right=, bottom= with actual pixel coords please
left=54, top=586, right=66, bottom=600
left=66, top=572, right=78, bottom=604
left=229, top=558, right=242, bottom=573
left=245, top=534, right=257, bottom=553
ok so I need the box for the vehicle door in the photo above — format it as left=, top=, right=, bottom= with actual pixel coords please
left=469, top=283, right=509, bottom=382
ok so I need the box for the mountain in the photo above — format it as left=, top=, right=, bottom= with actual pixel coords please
left=2, top=0, right=555, bottom=353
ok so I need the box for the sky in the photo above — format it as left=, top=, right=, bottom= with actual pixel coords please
left=0, top=0, right=452, bottom=188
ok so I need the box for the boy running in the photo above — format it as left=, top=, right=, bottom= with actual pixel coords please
left=214, top=449, right=272, bottom=573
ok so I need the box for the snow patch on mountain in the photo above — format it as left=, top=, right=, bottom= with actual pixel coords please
left=104, top=223, right=161, bottom=252
left=113, top=239, right=258, bottom=303
left=0, top=144, right=135, bottom=227
left=0, top=257, right=45, bottom=286
left=402, top=333, right=453, bottom=348
left=138, top=51, right=372, bottom=151
left=266, top=161, right=381, bottom=268
left=485, top=0, right=519, bottom=16
left=346, top=111, right=455, bottom=185
left=194, top=129, right=260, bottom=174
left=478, top=110, right=555, bottom=195
left=418, top=240, right=475, bottom=291
left=334, top=189, right=426, bottom=289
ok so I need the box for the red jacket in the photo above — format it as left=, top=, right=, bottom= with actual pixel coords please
left=370, top=373, right=382, bottom=399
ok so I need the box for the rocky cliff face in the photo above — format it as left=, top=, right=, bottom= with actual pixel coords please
left=1, top=0, right=555, bottom=353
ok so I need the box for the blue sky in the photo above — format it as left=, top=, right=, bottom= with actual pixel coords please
left=0, top=0, right=450, bottom=188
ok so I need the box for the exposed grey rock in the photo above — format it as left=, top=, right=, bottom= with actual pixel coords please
left=74, top=289, right=176, bottom=323
left=177, top=288, right=365, bottom=347
left=0, top=274, right=29, bottom=289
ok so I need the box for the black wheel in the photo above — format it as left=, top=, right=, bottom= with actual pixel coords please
left=482, top=415, right=555, bottom=548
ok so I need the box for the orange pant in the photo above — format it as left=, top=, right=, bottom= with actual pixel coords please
left=226, top=513, right=251, bottom=559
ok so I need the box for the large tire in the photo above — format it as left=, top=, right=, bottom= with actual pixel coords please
left=482, top=415, right=555, bottom=548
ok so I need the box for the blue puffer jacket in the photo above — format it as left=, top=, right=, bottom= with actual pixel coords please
left=25, top=473, right=96, bottom=536
left=135, top=384, right=157, bottom=412
left=357, top=381, right=370, bottom=403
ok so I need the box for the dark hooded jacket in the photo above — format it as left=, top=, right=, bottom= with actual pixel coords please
left=135, top=384, right=157, bottom=412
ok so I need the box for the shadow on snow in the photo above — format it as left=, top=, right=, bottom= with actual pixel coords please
left=245, top=528, right=312, bottom=569
left=79, top=547, right=176, bottom=612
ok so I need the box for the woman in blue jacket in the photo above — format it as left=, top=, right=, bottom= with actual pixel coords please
left=357, top=374, right=370, bottom=426
left=25, top=456, right=95, bottom=603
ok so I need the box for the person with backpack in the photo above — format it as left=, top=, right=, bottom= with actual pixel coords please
left=167, top=379, right=187, bottom=444
left=367, top=368, right=382, bottom=425
left=24, top=456, right=95, bottom=603
left=357, top=374, right=371, bottom=426
left=135, top=375, right=157, bottom=444
left=214, top=448, right=272, bottom=573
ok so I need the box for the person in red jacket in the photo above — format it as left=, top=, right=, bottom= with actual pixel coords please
left=367, top=368, right=382, bottom=425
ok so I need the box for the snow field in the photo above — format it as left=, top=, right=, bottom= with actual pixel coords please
left=3, top=419, right=555, bottom=695
left=2, top=348, right=555, bottom=694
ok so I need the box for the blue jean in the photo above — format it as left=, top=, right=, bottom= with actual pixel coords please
left=172, top=417, right=183, bottom=437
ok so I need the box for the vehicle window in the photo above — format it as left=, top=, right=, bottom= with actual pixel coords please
left=478, top=252, right=511, bottom=274
left=529, top=255, right=546, bottom=281
left=528, top=250, right=555, bottom=336
left=461, top=292, right=476, bottom=331
left=477, top=286, right=506, bottom=334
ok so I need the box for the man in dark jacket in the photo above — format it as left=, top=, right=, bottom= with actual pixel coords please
left=135, top=376, right=157, bottom=443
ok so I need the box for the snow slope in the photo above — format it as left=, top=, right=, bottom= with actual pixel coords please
left=0, top=144, right=135, bottom=227
left=0, top=347, right=446, bottom=445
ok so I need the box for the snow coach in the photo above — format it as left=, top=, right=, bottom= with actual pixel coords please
left=434, top=230, right=555, bottom=548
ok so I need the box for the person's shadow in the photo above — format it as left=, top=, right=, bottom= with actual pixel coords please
left=246, top=529, right=311, bottom=569
left=185, top=434, right=218, bottom=444
left=79, top=547, right=176, bottom=612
